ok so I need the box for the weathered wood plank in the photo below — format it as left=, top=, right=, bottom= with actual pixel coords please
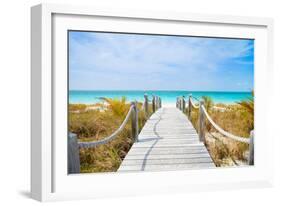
left=131, top=101, right=139, bottom=142
left=68, top=133, right=80, bottom=174
left=118, top=107, right=215, bottom=172
left=119, top=163, right=215, bottom=172
left=124, top=147, right=209, bottom=154
left=123, top=153, right=211, bottom=159
left=131, top=143, right=202, bottom=147
left=199, top=101, right=206, bottom=142
left=124, top=145, right=210, bottom=155
left=120, top=158, right=214, bottom=166
left=248, top=130, right=254, bottom=165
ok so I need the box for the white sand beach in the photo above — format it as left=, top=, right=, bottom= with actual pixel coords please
left=161, top=103, right=177, bottom=108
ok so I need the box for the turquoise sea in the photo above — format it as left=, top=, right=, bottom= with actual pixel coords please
left=69, top=90, right=252, bottom=105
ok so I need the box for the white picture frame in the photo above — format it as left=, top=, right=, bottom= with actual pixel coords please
left=31, top=3, right=274, bottom=202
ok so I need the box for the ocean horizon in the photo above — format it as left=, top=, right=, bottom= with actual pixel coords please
left=69, top=90, right=252, bottom=105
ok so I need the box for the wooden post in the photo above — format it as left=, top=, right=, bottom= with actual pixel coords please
left=144, top=94, right=148, bottom=117
left=159, top=97, right=162, bottom=108
left=131, top=101, right=139, bottom=142
left=155, top=96, right=159, bottom=110
left=179, top=97, right=182, bottom=111
left=182, top=97, right=186, bottom=113
left=68, top=132, right=80, bottom=174
left=188, top=95, right=192, bottom=119
left=199, top=101, right=205, bottom=143
left=248, top=130, right=254, bottom=165
left=152, top=96, right=156, bottom=113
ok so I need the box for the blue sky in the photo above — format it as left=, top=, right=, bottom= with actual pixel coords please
left=69, top=31, right=254, bottom=91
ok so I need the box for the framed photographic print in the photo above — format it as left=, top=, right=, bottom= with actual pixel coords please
left=31, top=3, right=274, bottom=201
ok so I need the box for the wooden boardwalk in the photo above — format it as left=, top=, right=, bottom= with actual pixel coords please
left=118, top=107, right=215, bottom=172
left=68, top=95, right=253, bottom=174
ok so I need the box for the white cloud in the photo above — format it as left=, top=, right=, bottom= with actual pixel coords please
left=69, top=32, right=254, bottom=91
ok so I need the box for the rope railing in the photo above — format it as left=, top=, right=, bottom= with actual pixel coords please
left=77, top=94, right=162, bottom=149
left=190, top=98, right=199, bottom=109
left=176, top=96, right=188, bottom=112
left=68, top=94, right=162, bottom=173
left=176, top=94, right=199, bottom=114
left=144, top=94, right=162, bottom=115
left=198, top=101, right=254, bottom=165
left=177, top=94, right=254, bottom=165
left=78, top=105, right=135, bottom=149
left=200, top=106, right=250, bottom=144
left=190, top=95, right=200, bottom=102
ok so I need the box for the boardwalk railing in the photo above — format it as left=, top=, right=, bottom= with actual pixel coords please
left=176, top=96, right=186, bottom=112
left=177, top=94, right=254, bottom=165
left=68, top=95, right=161, bottom=174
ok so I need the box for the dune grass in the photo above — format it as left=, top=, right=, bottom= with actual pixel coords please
left=69, top=98, right=152, bottom=173
left=69, top=95, right=254, bottom=171
left=187, top=95, right=254, bottom=166
left=69, top=104, right=87, bottom=112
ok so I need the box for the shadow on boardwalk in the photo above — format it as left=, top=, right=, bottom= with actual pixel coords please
left=118, top=107, right=215, bottom=172
left=140, top=108, right=165, bottom=170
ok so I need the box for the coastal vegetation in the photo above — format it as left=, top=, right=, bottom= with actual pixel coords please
left=69, top=94, right=254, bottom=172
left=69, top=98, right=151, bottom=173
left=188, top=95, right=254, bottom=166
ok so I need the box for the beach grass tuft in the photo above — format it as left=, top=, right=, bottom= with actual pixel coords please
left=69, top=97, right=150, bottom=173
left=69, top=94, right=254, bottom=171
left=188, top=95, right=254, bottom=166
